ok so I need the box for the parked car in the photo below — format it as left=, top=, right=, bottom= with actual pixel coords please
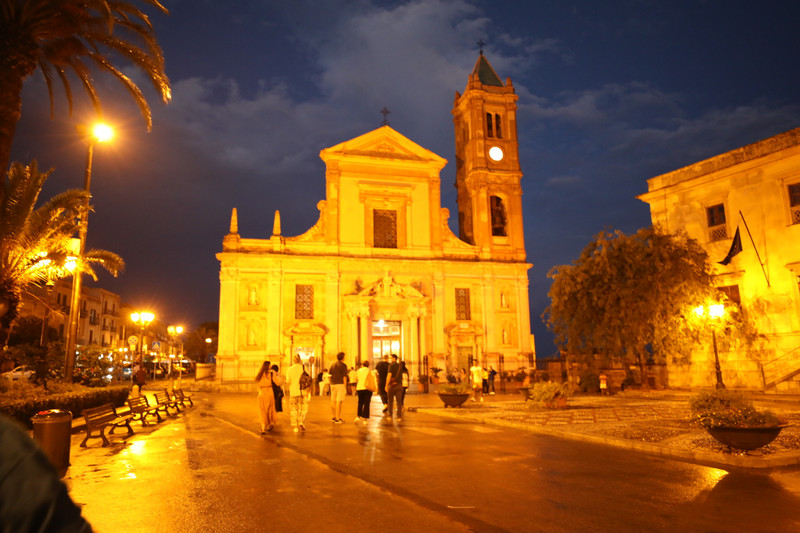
left=1, top=365, right=34, bottom=381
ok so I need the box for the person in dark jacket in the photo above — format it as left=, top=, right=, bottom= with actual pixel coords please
left=0, top=415, right=93, bottom=532
left=375, top=355, right=390, bottom=414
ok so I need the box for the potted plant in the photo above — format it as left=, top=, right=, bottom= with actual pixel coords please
left=689, top=389, right=788, bottom=450
left=437, top=381, right=472, bottom=408
left=430, top=367, right=443, bottom=384
left=527, top=381, right=569, bottom=409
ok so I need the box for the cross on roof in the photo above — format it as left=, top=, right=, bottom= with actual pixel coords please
left=477, top=39, right=486, bottom=54
left=380, top=107, right=391, bottom=126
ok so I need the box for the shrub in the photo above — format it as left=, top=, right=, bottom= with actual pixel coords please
left=0, top=382, right=130, bottom=428
left=689, top=389, right=781, bottom=428
left=437, top=382, right=472, bottom=394
left=527, top=381, right=569, bottom=403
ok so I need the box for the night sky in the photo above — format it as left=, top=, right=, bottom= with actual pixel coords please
left=9, top=1, right=800, bottom=357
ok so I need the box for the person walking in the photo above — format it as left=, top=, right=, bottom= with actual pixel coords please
left=286, top=355, right=310, bottom=432
left=348, top=366, right=357, bottom=395
left=329, top=352, right=348, bottom=423
left=399, top=362, right=409, bottom=416
left=355, top=360, right=376, bottom=424
left=132, top=364, right=147, bottom=396
left=375, top=355, right=390, bottom=414
left=482, top=367, right=489, bottom=394
left=255, top=361, right=277, bottom=434
left=386, top=354, right=404, bottom=421
left=470, top=362, right=484, bottom=402
left=488, top=366, right=497, bottom=395
left=271, top=364, right=284, bottom=413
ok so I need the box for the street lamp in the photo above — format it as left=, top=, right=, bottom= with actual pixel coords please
left=694, top=303, right=726, bottom=389
left=64, top=122, right=114, bottom=382
left=168, top=325, right=184, bottom=387
left=131, top=311, right=154, bottom=367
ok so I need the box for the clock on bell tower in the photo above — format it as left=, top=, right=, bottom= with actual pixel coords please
left=452, top=51, right=526, bottom=261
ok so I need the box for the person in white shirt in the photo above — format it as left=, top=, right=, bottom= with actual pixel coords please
left=355, top=360, right=377, bottom=424
left=470, top=363, right=484, bottom=402
left=286, top=354, right=310, bottom=432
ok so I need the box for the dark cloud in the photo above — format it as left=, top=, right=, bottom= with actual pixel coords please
left=8, top=0, right=800, bottom=354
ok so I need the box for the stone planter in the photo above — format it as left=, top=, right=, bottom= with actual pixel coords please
left=437, top=392, right=470, bottom=408
left=705, top=425, right=788, bottom=450
left=544, top=396, right=568, bottom=409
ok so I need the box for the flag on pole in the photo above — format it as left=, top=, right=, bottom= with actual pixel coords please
left=718, top=227, right=742, bottom=265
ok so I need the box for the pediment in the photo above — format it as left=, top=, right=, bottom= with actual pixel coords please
left=320, top=125, right=447, bottom=168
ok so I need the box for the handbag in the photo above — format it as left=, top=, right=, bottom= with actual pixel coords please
left=366, top=371, right=377, bottom=392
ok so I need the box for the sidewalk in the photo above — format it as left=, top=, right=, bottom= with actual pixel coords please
left=411, top=389, right=800, bottom=469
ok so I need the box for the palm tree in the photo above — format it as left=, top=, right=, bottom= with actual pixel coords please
left=0, top=160, right=124, bottom=343
left=0, top=0, right=172, bottom=173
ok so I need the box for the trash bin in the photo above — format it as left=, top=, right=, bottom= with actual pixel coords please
left=32, top=409, right=72, bottom=478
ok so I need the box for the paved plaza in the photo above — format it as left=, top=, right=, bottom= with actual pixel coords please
left=57, top=388, right=800, bottom=532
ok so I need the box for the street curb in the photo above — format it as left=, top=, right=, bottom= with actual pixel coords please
left=416, top=407, right=800, bottom=470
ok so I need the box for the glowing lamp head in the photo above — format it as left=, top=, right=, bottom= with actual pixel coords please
left=92, top=123, right=114, bottom=143
left=709, top=304, right=725, bottom=318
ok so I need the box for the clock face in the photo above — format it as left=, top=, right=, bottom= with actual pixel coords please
left=488, top=146, right=504, bottom=161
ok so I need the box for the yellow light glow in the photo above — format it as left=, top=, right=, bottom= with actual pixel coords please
left=92, top=123, right=114, bottom=143
left=709, top=304, right=725, bottom=318
left=694, top=306, right=704, bottom=317
left=131, top=311, right=154, bottom=325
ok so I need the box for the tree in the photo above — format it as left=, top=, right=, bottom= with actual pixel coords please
left=0, top=161, right=124, bottom=344
left=0, top=0, right=171, bottom=173
left=543, top=227, right=718, bottom=386
left=184, top=322, right=218, bottom=363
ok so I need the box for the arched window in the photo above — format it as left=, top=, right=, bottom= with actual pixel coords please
left=490, top=196, right=507, bottom=236
left=495, top=114, right=502, bottom=138
left=486, top=112, right=494, bottom=137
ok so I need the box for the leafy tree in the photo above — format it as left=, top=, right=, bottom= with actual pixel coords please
left=0, top=161, right=124, bottom=345
left=0, top=0, right=172, bottom=173
left=543, top=227, right=719, bottom=386
left=184, top=322, right=218, bottom=363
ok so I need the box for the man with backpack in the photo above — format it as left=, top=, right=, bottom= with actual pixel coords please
left=286, top=354, right=311, bottom=432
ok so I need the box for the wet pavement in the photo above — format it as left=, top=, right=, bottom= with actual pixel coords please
left=60, top=388, right=800, bottom=532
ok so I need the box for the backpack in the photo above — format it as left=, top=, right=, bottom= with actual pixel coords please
left=299, top=370, right=312, bottom=391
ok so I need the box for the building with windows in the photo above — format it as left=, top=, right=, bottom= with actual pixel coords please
left=638, top=128, right=800, bottom=390
left=216, top=53, right=534, bottom=383
left=18, top=279, right=122, bottom=348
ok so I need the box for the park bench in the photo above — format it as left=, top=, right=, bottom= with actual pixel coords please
left=127, top=395, right=162, bottom=426
left=80, top=403, right=134, bottom=447
left=154, top=389, right=181, bottom=416
left=172, top=388, right=194, bottom=408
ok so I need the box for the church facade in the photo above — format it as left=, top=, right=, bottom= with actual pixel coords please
left=216, top=54, right=534, bottom=384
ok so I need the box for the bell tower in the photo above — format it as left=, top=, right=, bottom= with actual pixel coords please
left=452, top=52, right=526, bottom=261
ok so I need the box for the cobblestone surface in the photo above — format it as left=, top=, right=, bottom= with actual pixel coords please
left=418, top=394, right=800, bottom=466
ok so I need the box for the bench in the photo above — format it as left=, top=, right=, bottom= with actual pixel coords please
left=127, top=395, right=162, bottom=426
left=154, top=390, right=180, bottom=416
left=172, top=388, right=193, bottom=408
left=81, top=403, right=134, bottom=447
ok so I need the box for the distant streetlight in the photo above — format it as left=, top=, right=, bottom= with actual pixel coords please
left=694, top=304, right=726, bottom=389
left=64, top=122, right=114, bottom=382
left=168, top=325, right=184, bottom=388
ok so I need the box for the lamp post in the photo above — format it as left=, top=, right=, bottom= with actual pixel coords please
left=64, top=123, right=114, bottom=382
left=168, top=325, right=183, bottom=388
left=694, top=303, right=726, bottom=389
left=130, top=311, right=154, bottom=372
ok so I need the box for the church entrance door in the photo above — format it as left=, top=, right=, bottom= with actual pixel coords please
left=371, top=319, right=401, bottom=365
